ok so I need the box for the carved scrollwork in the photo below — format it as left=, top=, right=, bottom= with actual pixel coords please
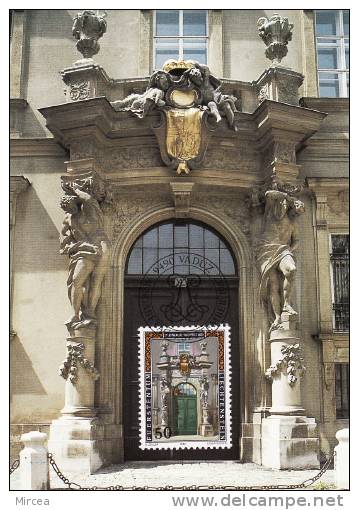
left=70, top=81, right=90, bottom=101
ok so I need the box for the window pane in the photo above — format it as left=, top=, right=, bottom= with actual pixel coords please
left=319, top=73, right=340, bottom=97
left=190, top=249, right=205, bottom=274
left=345, top=48, right=349, bottom=69
left=156, top=10, right=179, bottom=36
left=205, top=249, right=220, bottom=274
left=156, top=48, right=179, bottom=69
left=317, top=47, right=338, bottom=69
left=183, top=11, right=207, bottom=36
left=127, top=248, right=142, bottom=274
left=343, top=10, right=349, bottom=36
left=189, top=224, right=203, bottom=248
left=143, top=248, right=158, bottom=273
left=143, top=228, right=158, bottom=247
left=159, top=223, right=173, bottom=248
left=316, top=11, right=338, bottom=36
left=220, top=249, right=235, bottom=275
left=158, top=248, right=174, bottom=274
left=174, top=225, right=188, bottom=247
left=205, top=229, right=219, bottom=248
left=183, top=48, right=207, bottom=64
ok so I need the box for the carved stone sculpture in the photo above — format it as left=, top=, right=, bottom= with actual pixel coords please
left=265, top=343, right=306, bottom=386
left=72, top=10, right=107, bottom=60
left=199, top=376, right=209, bottom=408
left=160, top=376, right=171, bottom=426
left=59, top=342, right=100, bottom=384
left=257, top=13, right=294, bottom=64
left=255, top=186, right=304, bottom=331
left=111, top=59, right=240, bottom=174
left=60, top=176, right=111, bottom=331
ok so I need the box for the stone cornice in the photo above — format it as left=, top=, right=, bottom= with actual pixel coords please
left=307, top=177, right=349, bottom=193
left=10, top=138, right=68, bottom=157
left=253, top=99, right=327, bottom=149
left=300, top=97, right=349, bottom=113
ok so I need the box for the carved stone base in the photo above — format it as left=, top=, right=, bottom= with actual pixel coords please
left=199, top=423, right=214, bottom=437
left=256, top=65, right=304, bottom=106
left=268, top=314, right=305, bottom=415
left=261, top=415, right=319, bottom=469
left=48, top=418, right=123, bottom=474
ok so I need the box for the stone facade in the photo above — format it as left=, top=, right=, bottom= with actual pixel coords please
left=10, top=10, right=348, bottom=471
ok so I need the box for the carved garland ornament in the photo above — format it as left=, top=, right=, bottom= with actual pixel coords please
left=265, top=343, right=306, bottom=386
left=59, top=342, right=100, bottom=384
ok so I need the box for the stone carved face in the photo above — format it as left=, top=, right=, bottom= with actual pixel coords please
left=60, top=195, right=79, bottom=214
left=188, top=68, right=203, bottom=87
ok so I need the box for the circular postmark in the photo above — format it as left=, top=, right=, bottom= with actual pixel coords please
left=139, top=252, right=230, bottom=331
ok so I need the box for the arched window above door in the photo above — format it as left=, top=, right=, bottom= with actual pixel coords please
left=126, top=221, right=236, bottom=276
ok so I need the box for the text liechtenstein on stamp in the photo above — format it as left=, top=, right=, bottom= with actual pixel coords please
left=138, top=324, right=232, bottom=450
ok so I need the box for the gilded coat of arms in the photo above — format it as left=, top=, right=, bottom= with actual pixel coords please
left=111, top=60, right=240, bottom=174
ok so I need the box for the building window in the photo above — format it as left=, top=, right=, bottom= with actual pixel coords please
left=126, top=221, right=236, bottom=276
left=330, top=234, right=349, bottom=331
left=335, top=363, right=349, bottom=419
left=177, top=342, right=191, bottom=354
left=315, top=10, right=349, bottom=97
left=154, top=10, right=208, bottom=69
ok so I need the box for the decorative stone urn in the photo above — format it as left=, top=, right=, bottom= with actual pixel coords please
left=257, top=13, right=294, bottom=64
left=72, top=10, right=107, bottom=61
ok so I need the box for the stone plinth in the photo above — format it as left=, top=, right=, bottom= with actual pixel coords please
left=268, top=316, right=305, bottom=415
left=61, top=61, right=110, bottom=102
left=48, top=417, right=104, bottom=474
left=262, top=314, right=319, bottom=469
left=262, top=415, right=319, bottom=469
left=256, top=66, right=304, bottom=106
left=48, top=325, right=104, bottom=474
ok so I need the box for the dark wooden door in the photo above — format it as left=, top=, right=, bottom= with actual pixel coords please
left=176, top=396, right=197, bottom=435
left=123, top=277, right=240, bottom=461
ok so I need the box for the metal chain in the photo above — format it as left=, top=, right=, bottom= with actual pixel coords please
left=47, top=451, right=335, bottom=491
left=10, top=459, right=20, bottom=475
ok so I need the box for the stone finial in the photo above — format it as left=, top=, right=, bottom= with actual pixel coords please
left=257, top=13, right=293, bottom=64
left=72, top=10, right=107, bottom=60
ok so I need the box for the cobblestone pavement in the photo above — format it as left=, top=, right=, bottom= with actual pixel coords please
left=10, top=461, right=335, bottom=490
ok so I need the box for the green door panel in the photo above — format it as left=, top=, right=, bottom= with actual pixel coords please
left=176, top=396, right=197, bottom=435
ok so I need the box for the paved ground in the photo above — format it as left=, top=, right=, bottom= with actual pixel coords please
left=10, top=461, right=335, bottom=490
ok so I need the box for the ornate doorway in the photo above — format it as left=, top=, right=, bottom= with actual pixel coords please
left=123, top=219, right=240, bottom=460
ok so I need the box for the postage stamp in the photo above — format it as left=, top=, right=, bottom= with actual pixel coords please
left=138, top=324, right=232, bottom=450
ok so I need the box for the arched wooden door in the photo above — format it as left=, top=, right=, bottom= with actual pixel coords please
left=123, top=220, right=240, bottom=460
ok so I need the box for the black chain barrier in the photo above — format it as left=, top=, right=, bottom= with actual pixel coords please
left=44, top=452, right=335, bottom=491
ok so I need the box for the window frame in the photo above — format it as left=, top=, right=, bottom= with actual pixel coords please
left=315, top=10, right=349, bottom=98
left=153, top=9, right=209, bottom=70
left=329, top=233, right=349, bottom=332
left=335, top=362, right=349, bottom=419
